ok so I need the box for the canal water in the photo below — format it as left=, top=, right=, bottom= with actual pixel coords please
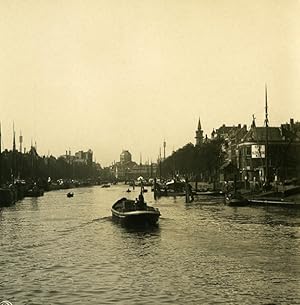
left=1, top=184, right=300, bottom=305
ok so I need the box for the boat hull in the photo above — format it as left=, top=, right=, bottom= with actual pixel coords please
left=112, top=197, right=161, bottom=226
left=25, top=189, right=44, bottom=197
left=225, top=193, right=300, bottom=208
left=225, top=196, right=249, bottom=207
left=196, top=191, right=224, bottom=197
left=247, top=198, right=300, bottom=208
left=112, top=209, right=160, bottom=226
left=0, top=188, right=17, bottom=207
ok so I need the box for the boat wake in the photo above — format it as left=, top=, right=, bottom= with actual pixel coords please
left=92, top=216, right=112, bottom=222
left=57, top=217, right=112, bottom=235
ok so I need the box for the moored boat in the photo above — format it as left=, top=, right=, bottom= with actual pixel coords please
left=225, top=188, right=300, bottom=208
left=225, top=192, right=249, bottom=206
left=247, top=198, right=300, bottom=207
left=154, top=179, right=190, bottom=197
left=196, top=190, right=224, bottom=197
left=0, top=187, right=17, bottom=207
left=111, top=195, right=160, bottom=226
left=25, top=185, right=44, bottom=197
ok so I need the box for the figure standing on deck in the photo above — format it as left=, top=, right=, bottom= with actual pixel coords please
left=137, top=192, right=147, bottom=210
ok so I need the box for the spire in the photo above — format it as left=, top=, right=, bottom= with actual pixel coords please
left=195, top=117, right=204, bottom=146
left=197, top=117, right=201, bottom=130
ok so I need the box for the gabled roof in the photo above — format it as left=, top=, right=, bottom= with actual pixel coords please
left=216, top=124, right=247, bottom=140
left=241, top=127, right=283, bottom=142
left=228, top=126, right=248, bottom=142
left=29, top=146, right=39, bottom=157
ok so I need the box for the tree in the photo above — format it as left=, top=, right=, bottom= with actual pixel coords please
left=161, top=139, right=224, bottom=182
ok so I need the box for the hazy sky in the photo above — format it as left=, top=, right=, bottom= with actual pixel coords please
left=1, top=0, right=300, bottom=166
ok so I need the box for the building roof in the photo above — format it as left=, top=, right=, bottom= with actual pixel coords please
left=216, top=124, right=246, bottom=138
left=241, top=127, right=283, bottom=143
left=228, top=126, right=248, bottom=142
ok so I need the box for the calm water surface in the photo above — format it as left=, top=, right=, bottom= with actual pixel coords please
left=1, top=185, right=300, bottom=304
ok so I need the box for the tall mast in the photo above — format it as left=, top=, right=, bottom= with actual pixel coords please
left=159, top=147, right=162, bottom=180
left=19, top=131, right=23, bottom=153
left=12, top=122, right=16, bottom=182
left=0, top=122, right=2, bottom=185
left=265, top=84, right=269, bottom=184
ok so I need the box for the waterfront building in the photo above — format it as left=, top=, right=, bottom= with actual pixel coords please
left=214, top=118, right=300, bottom=185
left=111, top=150, right=157, bottom=180
left=120, top=150, right=132, bottom=164
left=74, top=149, right=93, bottom=166
left=61, top=149, right=93, bottom=165
left=215, top=123, right=247, bottom=140
left=237, top=118, right=300, bottom=185
left=218, top=124, right=248, bottom=182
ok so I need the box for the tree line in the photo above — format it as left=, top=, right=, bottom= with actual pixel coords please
left=0, top=139, right=225, bottom=185
left=160, top=139, right=225, bottom=181
left=0, top=147, right=111, bottom=184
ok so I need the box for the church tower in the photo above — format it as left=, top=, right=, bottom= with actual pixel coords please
left=195, top=117, right=204, bottom=146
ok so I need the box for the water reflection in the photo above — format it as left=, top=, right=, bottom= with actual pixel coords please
left=29, top=197, right=39, bottom=210
left=0, top=185, right=299, bottom=305
left=119, top=223, right=161, bottom=234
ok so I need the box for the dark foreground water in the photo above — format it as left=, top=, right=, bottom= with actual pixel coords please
left=1, top=185, right=300, bottom=305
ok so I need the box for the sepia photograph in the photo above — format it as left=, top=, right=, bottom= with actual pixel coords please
left=1, top=1, right=300, bottom=304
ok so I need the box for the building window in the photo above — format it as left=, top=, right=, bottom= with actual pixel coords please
left=246, top=146, right=251, bottom=156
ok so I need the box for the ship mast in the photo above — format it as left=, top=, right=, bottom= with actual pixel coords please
left=0, top=122, right=2, bottom=185
left=265, top=84, right=269, bottom=184
left=12, top=122, right=16, bottom=183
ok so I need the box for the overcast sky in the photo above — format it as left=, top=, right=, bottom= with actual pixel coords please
left=1, top=0, right=299, bottom=166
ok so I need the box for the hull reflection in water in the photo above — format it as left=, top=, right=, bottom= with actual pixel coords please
left=111, top=197, right=161, bottom=227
